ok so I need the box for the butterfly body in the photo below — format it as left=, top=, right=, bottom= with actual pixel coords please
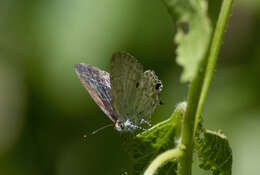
left=75, top=52, right=162, bottom=132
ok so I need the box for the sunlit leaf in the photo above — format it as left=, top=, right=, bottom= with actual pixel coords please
left=163, top=0, right=212, bottom=82
left=195, top=128, right=233, bottom=175
left=122, top=103, right=186, bottom=175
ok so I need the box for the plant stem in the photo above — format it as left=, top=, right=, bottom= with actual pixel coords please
left=177, top=0, right=234, bottom=175
left=194, top=0, right=234, bottom=134
left=177, top=64, right=206, bottom=175
left=144, top=147, right=184, bottom=175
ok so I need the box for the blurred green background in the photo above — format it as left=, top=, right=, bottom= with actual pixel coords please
left=1, top=0, right=260, bottom=174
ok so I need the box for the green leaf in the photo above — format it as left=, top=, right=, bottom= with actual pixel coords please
left=195, top=128, right=233, bottom=175
left=163, top=0, right=212, bottom=82
left=122, top=102, right=186, bottom=175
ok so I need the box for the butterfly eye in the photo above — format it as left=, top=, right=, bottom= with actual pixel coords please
left=155, top=83, right=161, bottom=90
left=136, top=82, right=139, bottom=88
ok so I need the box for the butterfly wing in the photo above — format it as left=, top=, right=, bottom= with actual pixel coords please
left=110, top=52, right=162, bottom=125
left=110, top=52, right=143, bottom=122
left=133, top=70, right=162, bottom=123
left=74, top=63, right=117, bottom=123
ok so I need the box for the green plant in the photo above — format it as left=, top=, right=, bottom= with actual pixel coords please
left=123, top=0, right=234, bottom=174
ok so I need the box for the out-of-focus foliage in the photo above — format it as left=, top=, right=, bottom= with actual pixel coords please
left=163, top=0, right=212, bottom=82
left=0, top=0, right=260, bottom=175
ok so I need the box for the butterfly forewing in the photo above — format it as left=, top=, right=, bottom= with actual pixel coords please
left=74, top=64, right=117, bottom=123
left=110, top=52, right=162, bottom=125
left=110, top=52, right=143, bottom=122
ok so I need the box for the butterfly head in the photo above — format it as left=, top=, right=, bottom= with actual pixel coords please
left=115, top=119, right=142, bottom=131
left=115, top=120, right=125, bottom=131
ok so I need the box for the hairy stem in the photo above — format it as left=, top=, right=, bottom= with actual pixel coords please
left=177, top=0, right=234, bottom=174
left=177, top=64, right=206, bottom=175
left=194, top=0, right=234, bottom=134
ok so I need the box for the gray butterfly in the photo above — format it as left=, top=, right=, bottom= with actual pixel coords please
left=75, top=52, right=162, bottom=131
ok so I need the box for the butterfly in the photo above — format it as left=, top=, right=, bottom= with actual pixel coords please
left=74, top=52, right=162, bottom=131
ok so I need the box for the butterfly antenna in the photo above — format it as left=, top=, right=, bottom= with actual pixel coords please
left=83, top=124, right=114, bottom=138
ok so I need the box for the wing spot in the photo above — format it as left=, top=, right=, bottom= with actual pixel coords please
left=155, top=83, right=162, bottom=90
left=136, top=82, right=139, bottom=88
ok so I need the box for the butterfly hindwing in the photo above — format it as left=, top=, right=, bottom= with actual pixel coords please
left=74, top=64, right=117, bottom=123
left=134, top=70, right=162, bottom=123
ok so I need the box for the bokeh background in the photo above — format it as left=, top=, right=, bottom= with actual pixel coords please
left=1, top=0, right=260, bottom=174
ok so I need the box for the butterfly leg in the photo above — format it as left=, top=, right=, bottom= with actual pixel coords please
left=140, top=119, right=152, bottom=127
